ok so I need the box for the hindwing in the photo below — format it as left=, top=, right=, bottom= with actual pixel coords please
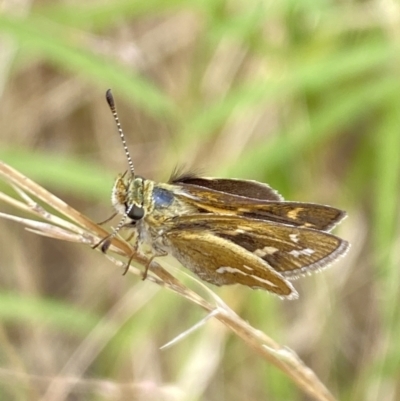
left=166, top=214, right=349, bottom=280
left=166, top=229, right=297, bottom=299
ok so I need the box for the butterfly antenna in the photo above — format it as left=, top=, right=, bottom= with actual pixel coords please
left=105, top=89, right=135, bottom=176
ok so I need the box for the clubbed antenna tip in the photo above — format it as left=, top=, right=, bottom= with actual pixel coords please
left=106, top=89, right=114, bottom=108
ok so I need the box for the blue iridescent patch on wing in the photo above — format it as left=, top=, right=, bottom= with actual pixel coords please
left=153, top=187, right=174, bottom=208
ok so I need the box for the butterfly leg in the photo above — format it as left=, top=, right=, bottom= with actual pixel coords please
left=96, top=211, right=118, bottom=225
left=121, top=227, right=168, bottom=279
left=122, top=230, right=140, bottom=275
left=141, top=248, right=168, bottom=280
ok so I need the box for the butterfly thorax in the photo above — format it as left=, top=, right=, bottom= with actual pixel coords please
left=111, top=174, right=199, bottom=245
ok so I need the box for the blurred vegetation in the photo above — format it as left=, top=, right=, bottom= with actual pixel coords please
left=0, top=0, right=399, bottom=400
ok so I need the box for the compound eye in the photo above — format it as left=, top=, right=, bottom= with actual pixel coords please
left=126, top=204, right=144, bottom=220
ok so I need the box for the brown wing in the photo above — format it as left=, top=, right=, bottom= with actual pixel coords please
left=171, top=176, right=283, bottom=201
left=174, top=183, right=346, bottom=231
left=166, top=230, right=297, bottom=299
left=167, top=214, right=349, bottom=279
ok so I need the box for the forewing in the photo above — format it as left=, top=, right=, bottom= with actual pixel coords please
left=168, top=215, right=349, bottom=279
left=165, top=230, right=297, bottom=299
left=174, top=183, right=346, bottom=231
left=171, top=176, right=283, bottom=201
left=238, top=202, right=346, bottom=232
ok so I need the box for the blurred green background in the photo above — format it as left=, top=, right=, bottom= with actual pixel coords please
left=0, top=0, right=399, bottom=400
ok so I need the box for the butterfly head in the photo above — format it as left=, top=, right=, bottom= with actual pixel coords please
left=112, top=172, right=148, bottom=222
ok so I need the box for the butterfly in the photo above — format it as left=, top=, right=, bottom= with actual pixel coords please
left=97, top=90, right=349, bottom=300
